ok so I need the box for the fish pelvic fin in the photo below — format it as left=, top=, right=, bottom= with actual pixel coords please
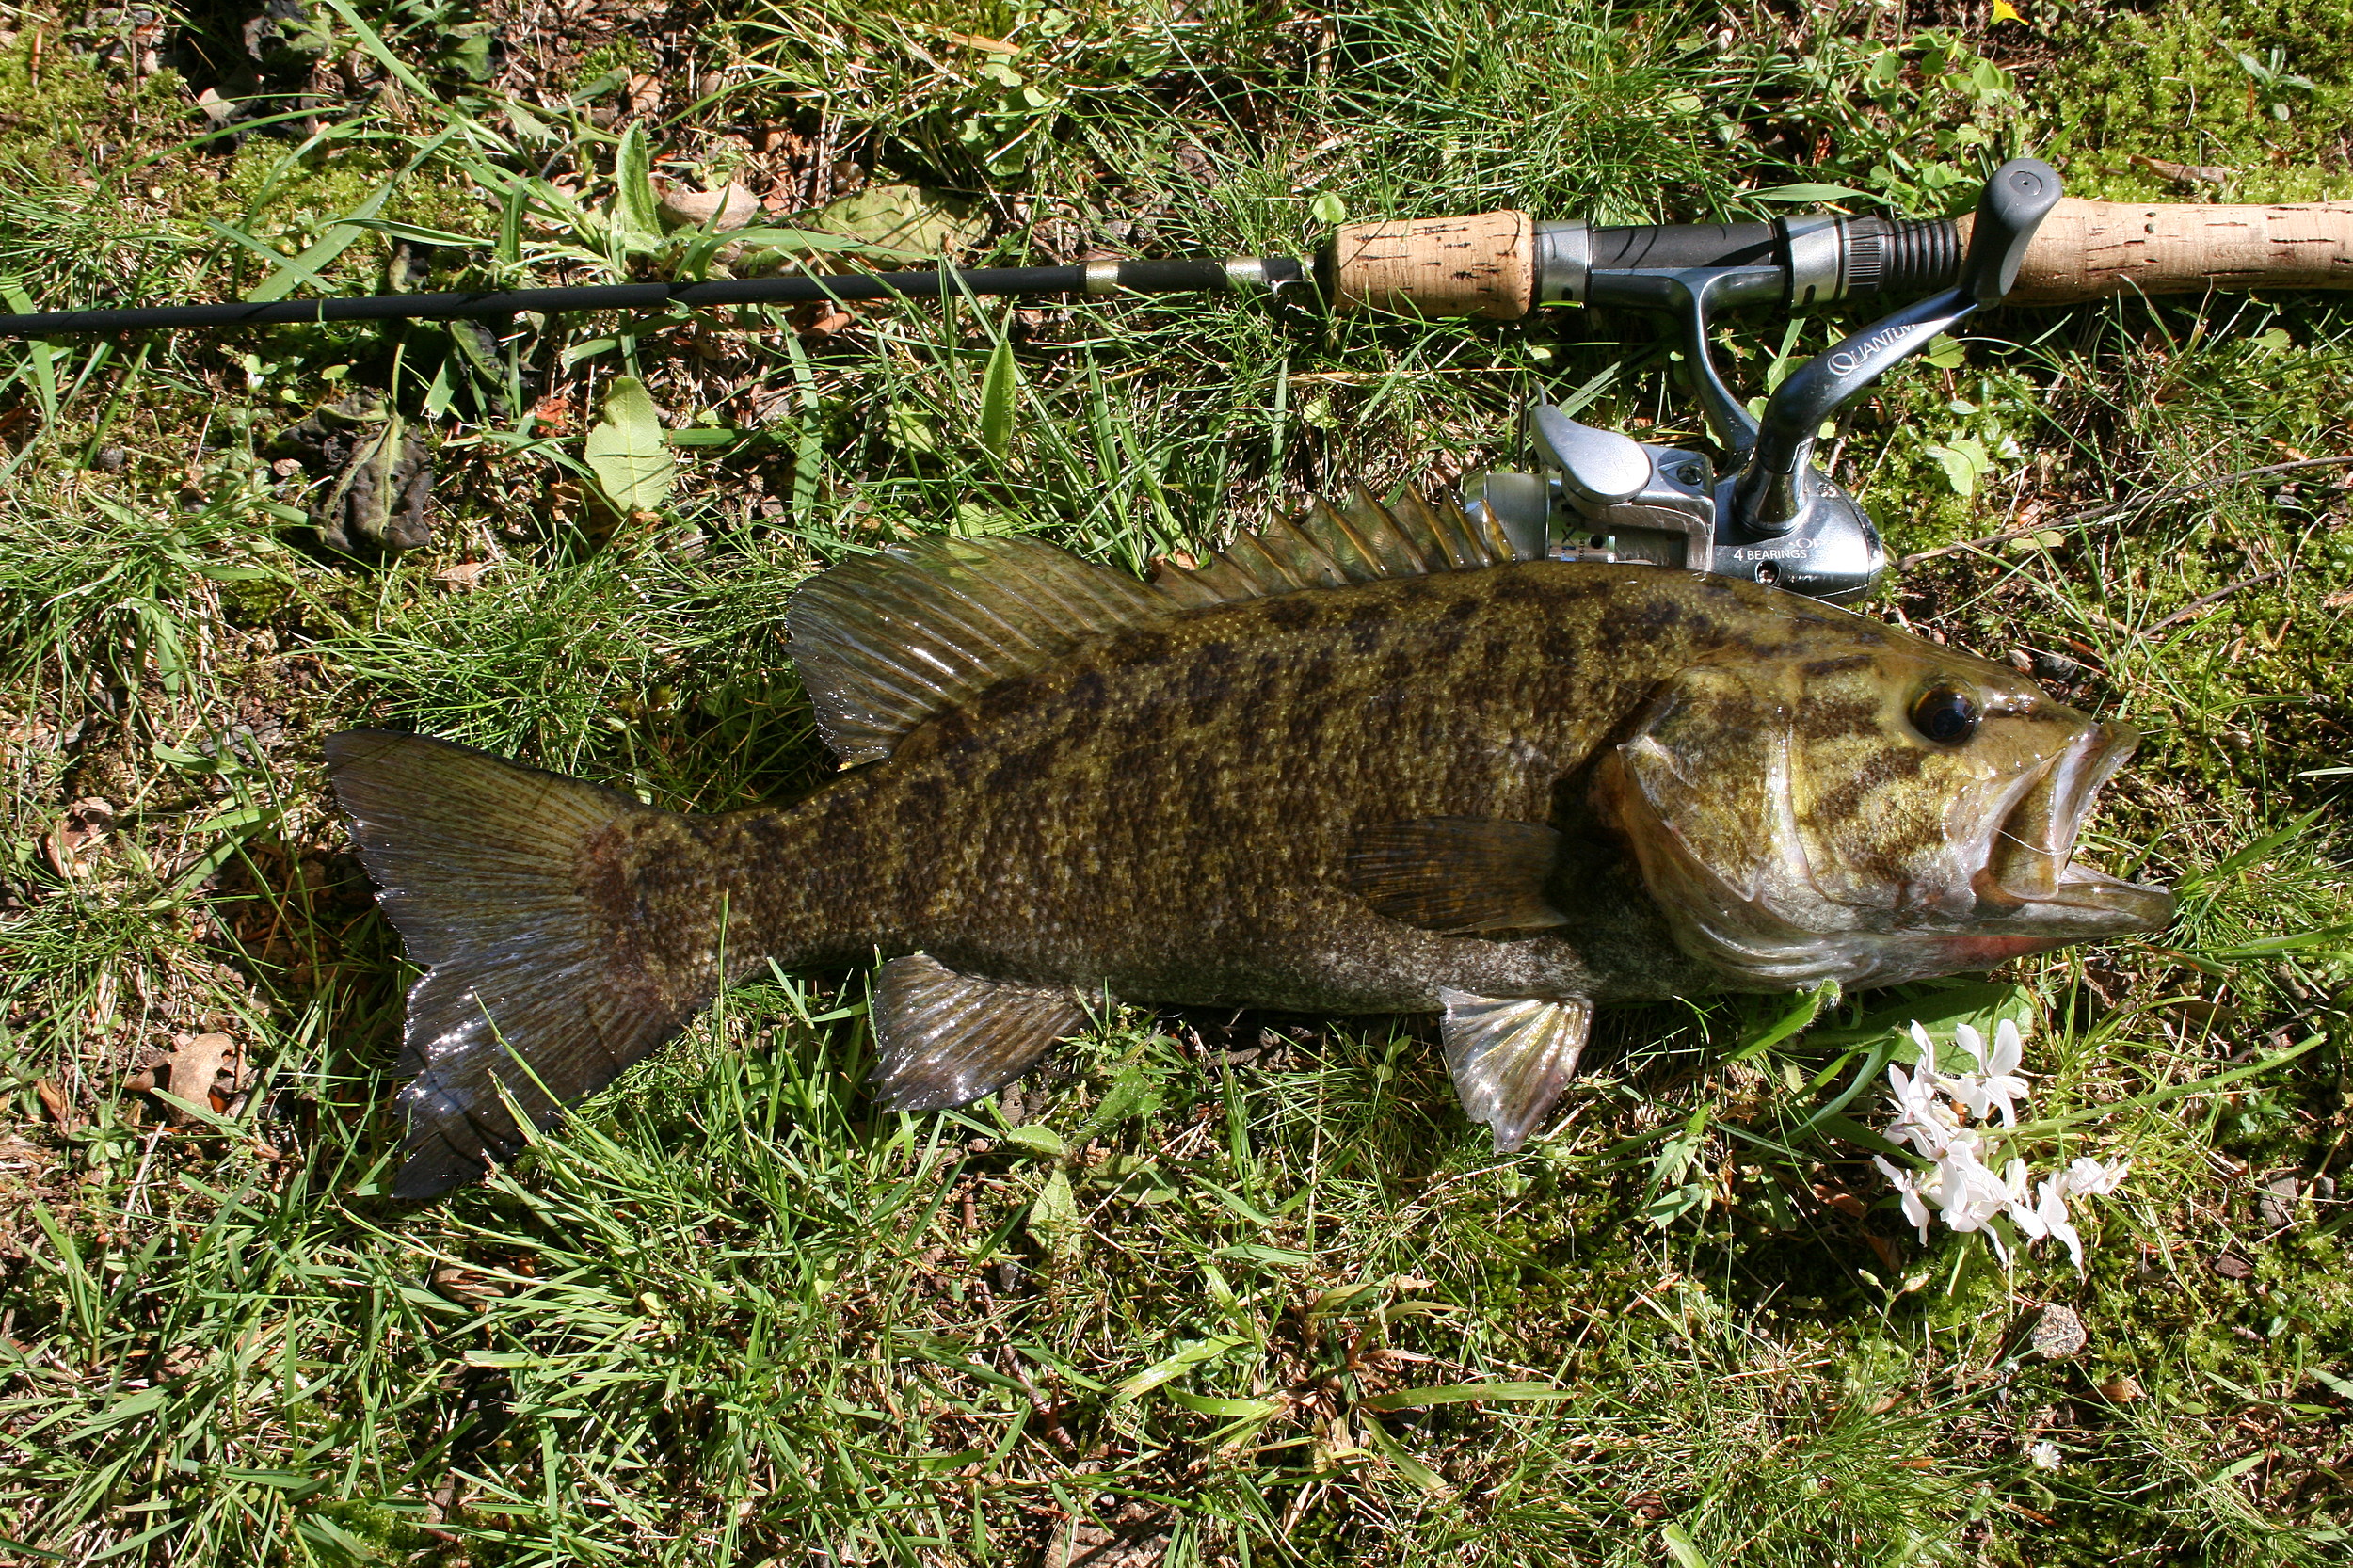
left=1438, top=990, right=1593, bottom=1152
left=869, top=953, right=1091, bottom=1112
left=326, top=730, right=713, bottom=1199
left=1348, top=817, right=1567, bottom=935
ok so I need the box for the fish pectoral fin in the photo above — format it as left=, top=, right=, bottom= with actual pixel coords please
left=1438, top=989, right=1593, bottom=1153
left=1347, top=818, right=1567, bottom=935
left=870, top=953, right=1093, bottom=1112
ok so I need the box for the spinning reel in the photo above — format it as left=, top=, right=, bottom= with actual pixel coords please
left=1459, top=158, right=2065, bottom=602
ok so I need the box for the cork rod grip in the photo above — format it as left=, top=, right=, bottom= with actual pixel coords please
left=1322, top=210, right=1534, bottom=318
left=1968, top=197, right=2353, bottom=303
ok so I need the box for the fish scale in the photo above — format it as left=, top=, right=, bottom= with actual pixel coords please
left=327, top=490, right=2172, bottom=1198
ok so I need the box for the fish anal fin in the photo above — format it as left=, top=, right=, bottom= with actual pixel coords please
left=1348, top=817, right=1566, bottom=935
left=870, top=953, right=1091, bottom=1112
left=1438, top=990, right=1593, bottom=1152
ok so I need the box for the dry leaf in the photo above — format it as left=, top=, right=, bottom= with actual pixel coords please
left=2099, top=1373, right=2145, bottom=1402
left=433, top=559, right=493, bottom=591
left=164, top=1032, right=241, bottom=1122
left=35, top=1079, right=74, bottom=1128
left=625, top=73, right=663, bottom=115
left=2128, top=153, right=2233, bottom=188
left=42, top=796, right=116, bottom=878
left=657, top=180, right=761, bottom=232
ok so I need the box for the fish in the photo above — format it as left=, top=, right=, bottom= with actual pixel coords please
left=326, top=488, right=2175, bottom=1198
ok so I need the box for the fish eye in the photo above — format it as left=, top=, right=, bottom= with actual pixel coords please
left=1908, top=683, right=1982, bottom=745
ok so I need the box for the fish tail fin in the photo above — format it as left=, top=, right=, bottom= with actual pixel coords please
left=326, top=730, right=712, bottom=1199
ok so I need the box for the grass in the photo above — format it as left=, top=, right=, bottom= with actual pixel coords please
left=2, top=0, right=2350, bottom=1562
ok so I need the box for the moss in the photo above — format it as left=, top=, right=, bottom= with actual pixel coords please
left=2041, top=0, right=2353, bottom=201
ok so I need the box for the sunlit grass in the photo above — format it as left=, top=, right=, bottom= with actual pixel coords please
left=1, top=0, right=2348, bottom=1563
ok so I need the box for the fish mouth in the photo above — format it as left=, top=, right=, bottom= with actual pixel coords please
left=1969, top=719, right=2174, bottom=938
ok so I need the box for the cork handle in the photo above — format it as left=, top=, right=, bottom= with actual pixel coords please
left=1323, top=211, right=1534, bottom=318
left=1963, top=197, right=2353, bottom=303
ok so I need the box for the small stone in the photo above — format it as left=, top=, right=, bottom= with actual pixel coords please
left=2030, top=1304, right=2088, bottom=1360
left=2258, top=1175, right=2302, bottom=1229
left=2211, top=1251, right=2255, bottom=1280
left=91, top=445, right=125, bottom=472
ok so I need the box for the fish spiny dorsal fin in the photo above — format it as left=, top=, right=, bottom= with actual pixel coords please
left=787, top=535, right=1171, bottom=764
left=792, top=488, right=1540, bottom=763
left=1152, top=482, right=1533, bottom=609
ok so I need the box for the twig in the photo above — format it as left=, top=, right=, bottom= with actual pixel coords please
left=1898, top=455, right=2353, bottom=570
left=2150, top=569, right=2286, bottom=633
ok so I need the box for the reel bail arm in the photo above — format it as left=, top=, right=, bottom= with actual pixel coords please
left=1462, top=159, right=2065, bottom=605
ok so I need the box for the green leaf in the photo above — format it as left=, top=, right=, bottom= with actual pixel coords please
left=1111, top=1334, right=1249, bottom=1401
left=584, top=376, right=676, bottom=514
left=1925, top=437, right=1993, bottom=498
left=1357, top=1381, right=1565, bottom=1412
left=1724, top=980, right=1838, bottom=1064
left=1026, top=1166, right=1079, bottom=1247
left=803, top=184, right=986, bottom=260
left=1001, top=1125, right=1066, bottom=1160
left=1078, top=1065, right=1164, bottom=1142
left=1659, top=1524, right=1713, bottom=1568
left=979, top=336, right=1017, bottom=459
left=1161, top=1387, right=1283, bottom=1418
left=1748, top=182, right=1875, bottom=204
left=610, top=122, right=665, bottom=257
left=1309, top=191, right=1348, bottom=226
left=1358, top=1415, right=1452, bottom=1494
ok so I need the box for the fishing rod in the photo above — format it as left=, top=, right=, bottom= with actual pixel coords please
left=5, top=167, right=2345, bottom=609
left=0, top=192, right=2344, bottom=338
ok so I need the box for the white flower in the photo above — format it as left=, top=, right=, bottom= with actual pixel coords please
left=1999, top=1159, right=2042, bottom=1235
left=1874, top=1155, right=1933, bottom=1241
left=2035, top=1178, right=2085, bottom=1270
left=1885, top=1062, right=1963, bottom=1159
left=1950, top=1019, right=2033, bottom=1126
left=1924, top=1139, right=2013, bottom=1261
left=2059, top=1157, right=2129, bottom=1199
left=2029, top=1440, right=2062, bottom=1471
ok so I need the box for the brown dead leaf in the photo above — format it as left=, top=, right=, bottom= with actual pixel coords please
left=35, top=1079, right=75, bottom=1129
left=625, top=73, right=663, bottom=115
left=1812, top=1183, right=1867, bottom=1219
left=433, top=559, right=493, bottom=592
left=2324, top=588, right=2353, bottom=610
left=1861, top=1230, right=1901, bottom=1272
left=2099, top=1372, right=2145, bottom=1402
left=42, top=796, right=116, bottom=878
left=657, top=180, right=760, bottom=232
left=530, top=395, right=575, bottom=435
left=2128, top=153, right=2233, bottom=188
left=163, top=1032, right=241, bottom=1122
left=790, top=300, right=856, bottom=336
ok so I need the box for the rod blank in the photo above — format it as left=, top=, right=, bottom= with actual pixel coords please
left=0, top=257, right=1308, bottom=338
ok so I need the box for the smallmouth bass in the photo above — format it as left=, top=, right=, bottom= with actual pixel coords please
left=328, top=489, right=2173, bottom=1197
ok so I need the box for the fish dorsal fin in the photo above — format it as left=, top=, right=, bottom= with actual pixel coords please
left=1438, top=990, right=1593, bottom=1152
left=791, top=487, right=1536, bottom=765
left=788, top=536, right=1171, bottom=763
left=1154, top=483, right=1535, bottom=610
left=869, top=953, right=1092, bottom=1112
